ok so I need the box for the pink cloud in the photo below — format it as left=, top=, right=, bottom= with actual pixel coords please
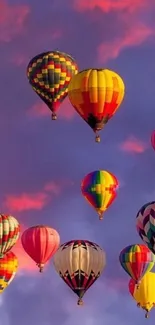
left=44, top=182, right=61, bottom=195
left=59, top=98, right=75, bottom=120
left=3, top=180, right=73, bottom=212
left=73, top=0, right=147, bottom=13
left=10, top=28, right=62, bottom=67
left=27, top=98, right=75, bottom=121
left=72, top=0, right=154, bottom=64
left=98, top=23, right=154, bottom=63
left=0, top=0, right=30, bottom=42
left=4, top=192, right=49, bottom=212
left=13, top=225, right=36, bottom=272
left=119, top=136, right=148, bottom=153
left=28, top=103, right=50, bottom=118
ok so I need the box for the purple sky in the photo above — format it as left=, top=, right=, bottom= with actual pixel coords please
left=0, top=0, right=155, bottom=323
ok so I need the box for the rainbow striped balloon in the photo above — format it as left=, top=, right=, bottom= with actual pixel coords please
left=81, top=170, right=118, bottom=220
left=119, top=244, right=155, bottom=283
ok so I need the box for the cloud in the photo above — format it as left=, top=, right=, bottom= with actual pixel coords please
left=4, top=192, right=49, bottom=212
left=13, top=225, right=36, bottom=273
left=73, top=0, right=147, bottom=13
left=97, top=23, right=154, bottom=63
left=119, top=136, right=148, bottom=153
left=10, top=28, right=63, bottom=67
left=72, top=0, right=154, bottom=64
left=3, top=180, right=72, bottom=212
left=27, top=98, right=75, bottom=121
left=0, top=0, right=30, bottom=42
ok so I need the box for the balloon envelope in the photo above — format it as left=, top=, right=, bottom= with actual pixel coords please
left=0, top=251, right=18, bottom=293
left=21, top=225, right=60, bottom=272
left=151, top=130, right=155, bottom=150
left=129, top=272, right=155, bottom=318
left=27, top=51, right=78, bottom=119
left=119, top=244, right=155, bottom=282
left=53, top=239, right=106, bottom=305
left=136, top=201, right=155, bottom=254
left=81, top=170, right=118, bottom=219
left=0, top=214, right=20, bottom=257
left=68, top=68, right=125, bottom=142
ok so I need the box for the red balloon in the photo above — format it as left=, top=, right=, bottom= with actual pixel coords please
left=151, top=130, right=155, bottom=150
left=21, top=225, right=60, bottom=272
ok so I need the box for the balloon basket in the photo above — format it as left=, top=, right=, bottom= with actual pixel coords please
left=77, top=299, right=83, bottom=306
left=51, top=113, right=57, bottom=120
left=37, top=263, right=44, bottom=272
left=99, top=214, right=103, bottom=220
left=95, top=135, right=100, bottom=143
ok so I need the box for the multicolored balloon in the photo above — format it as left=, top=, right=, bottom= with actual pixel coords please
left=136, top=201, right=155, bottom=254
left=68, top=68, right=125, bottom=142
left=0, top=214, right=20, bottom=257
left=119, top=244, right=155, bottom=284
left=21, top=225, right=60, bottom=272
left=27, top=51, right=78, bottom=120
left=151, top=130, right=155, bottom=150
left=81, top=170, right=118, bottom=220
left=129, top=272, right=155, bottom=318
left=0, top=251, right=18, bottom=293
left=53, top=240, right=106, bottom=305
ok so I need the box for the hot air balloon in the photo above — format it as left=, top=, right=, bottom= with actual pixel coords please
left=151, top=130, right=155, bottom=150
left=0, top=251, right=18, bottom=293
left=68, top=69, right=125, bottom=142
left=129, top=272, right=155, bottom=318
left=136, top=201, right=155, bottom=254
left=27, top=51, right=78, bottom=120
left=53, top=239, right=106, bottom=305
left=119, top=244, right=155, bottom=286
left=81, top=170, right=118, bottom=220
left=21, top=225, right=60, bottom=272
left=0, top=214, right=20, bottom=257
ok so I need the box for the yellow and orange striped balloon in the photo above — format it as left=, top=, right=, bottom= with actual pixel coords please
left=68, top=69, right=125, bottom=142
left=0, top=251, right=18, bottom=294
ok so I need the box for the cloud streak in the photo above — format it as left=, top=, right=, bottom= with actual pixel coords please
left=0, top=0, right=30, bottom=42
left=72, top=0, right=147, bottom=13
left=119, top=136, right=148, bottom=153
left=97, top=23, right=154, bottom=63
left=3, top=180, right=73, bottom=212
left=27, top=98, right=76, bottom=121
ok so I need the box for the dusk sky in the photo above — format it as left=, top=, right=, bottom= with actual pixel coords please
left=1, top=0, right=155, bottom=324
